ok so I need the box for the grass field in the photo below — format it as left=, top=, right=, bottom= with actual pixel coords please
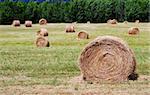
left=0, top=23, right=150, bottom=95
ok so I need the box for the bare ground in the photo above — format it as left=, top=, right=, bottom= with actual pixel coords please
left=0, top=75, right=149, bottom=95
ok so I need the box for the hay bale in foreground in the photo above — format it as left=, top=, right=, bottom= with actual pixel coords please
left=128, top=27, right=139, bottom=35
left=65, top=25, right=75, bottom=33
left=35, top=36, right=49, bottom=47
left=78, top=31, right=89, bottom=39
left=37, top=28, right=48, bottom=37
left=12, top=20, right=20, bottom=27
left=107, top=19, right=117, bottom=24
left=39, top=18, right=47, bottom=25
left=25, top=20, right=32, bottom=27
left=79, top=36, right=137, bottom=83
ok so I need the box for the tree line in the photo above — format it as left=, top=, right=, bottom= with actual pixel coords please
left=0, top=0, right=149, bottom=25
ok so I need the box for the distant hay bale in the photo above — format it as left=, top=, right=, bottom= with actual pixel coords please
left=135, top=20, right=139, bottom=23
left=65, top=25, right=75, bottom=33
left=128, top=27, right=139, bottom=35
left=107, top=19, right=117, bottom=24
left=39, top=18, right=47, bottom=25
left=78, top=31, right=89, bottom=39
left=87, top=21, right=90, bottom=24
left=123, top=21, right=128, bottom=24
left=12, top=20, right=20, bottom=27
left=79, top=36, right=137, bottom=83
left=35, top=36, right=49, bottom=47
left=37, top=28, right=48, bottom=37
left=25, top=20, right=32, bottom=27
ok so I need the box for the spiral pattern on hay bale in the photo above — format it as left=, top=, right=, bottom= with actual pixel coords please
left=78, top=31, right=89, bottom=39
left=37, top=28, right=48, bottom=37
left=128, top=27, right=139, bottom=35
left=39, top=18, right=47, bottom=25
left=25, top=20, right=32, bottom=27
left=65, top=25, right=75, bottom=33
left=107, top=19, right=117, bottom=24
left=35, top=36, right=49, bottom=47
left=12, top=20, right=20, bottom=27
left=79, top=36, right=137, bottom=83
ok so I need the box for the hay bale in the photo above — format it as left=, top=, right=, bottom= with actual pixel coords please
left=135, top=20, right=139, bottom=23
left=78, top=31, right=89, bottom=39
left=12, top=20, right=20, bottom=27
left=87, top=21, right=90, bottom=24
left=39, top=18, right=47, bottom=25
left=107, top=19, right=117, bottom=24
left=65, top=25, right=75, bottom=33
left=25, top=20, right=32, bottom=27
left=123, top=21, right=128, bottom=24
left=35, top=36, right=49, bottom=47
left=128, top=27, right=139, bottom=35
left=79, top=36, right=137, bottom=83
left=37, top=28, right=48, bottom=37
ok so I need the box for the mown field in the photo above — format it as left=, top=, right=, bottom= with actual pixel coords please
left=0, top=23, right=150, bottom=95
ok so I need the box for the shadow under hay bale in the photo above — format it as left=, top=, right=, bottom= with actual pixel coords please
left=25, top=20, right=32, bottom=27
left=79, top=36, right=138, bottom=83
left=12, top=20, right=20, bottom=27
left=37, top=28, right=48, bottom=37
left=128, top=27, right=139, bottom=35
left=35, top=36, right=49, bottom=47
left=107, top=19, right=117, bottom=24
left=39, top=18, right=47, bottom=25
left=78, top=31, right=89, bottom=39
left=65, top=25, right=75, bottom=33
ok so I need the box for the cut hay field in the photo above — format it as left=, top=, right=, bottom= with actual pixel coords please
left=0, top=23, right=150, bottom=95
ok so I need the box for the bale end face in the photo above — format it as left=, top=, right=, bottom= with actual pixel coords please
left=35, top=37, right=49, bottom=47
left=78, top=31, right=89, bottom=39
left=128, top=27, right=139, bottom=35
left=12, top=20, right=20, bottom=27
left=107, top=19, right=117, bottom=24
left=39, top=18, right=47, bottom=25
left=79, top=36, right=137, bottom=83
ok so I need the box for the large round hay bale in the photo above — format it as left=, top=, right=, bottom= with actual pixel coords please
left=39, top=18, right=47, bottom=25
left=79, top=36, right=137, bottom=83
left=37, top=28, right=48, bottom=37
left=25, top=20, right=32, bottom=27
left=65, top=25, right=75, bottom=33
left=78, top=31, right=89, bottom=39
left=87, top=21, right=90, bottom=24
left=35, top=36, right=49, bottom=47
left=107, top=19, right=117, bottom=24
left=12, top=20, right=20, bottom=27
left=128, top=27, right=139, bottom=35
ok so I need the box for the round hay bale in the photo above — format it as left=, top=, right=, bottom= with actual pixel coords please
left=37, top=28, right=48, bottom=37
left=107, top=19, right=117, bottom=24
left=128, top=27, right=139, bottom=35
left=78, top=31, right=89, bottom=39
left=87, top=21, right=90, bottom=24
left=35, top=36, right=49, bottom=47
left=65, top=25, right=75, bottom=33
left=79, top=36, right=137, bottom=83
left=25, top=20, right=32, bottom=27
left=135, top=20, right=139, bottom=23
left=12, top=20, right=20, bottom=27
left=39, top=18, right=47, bottom=25
left=123, top=21, right=128, bottom=24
